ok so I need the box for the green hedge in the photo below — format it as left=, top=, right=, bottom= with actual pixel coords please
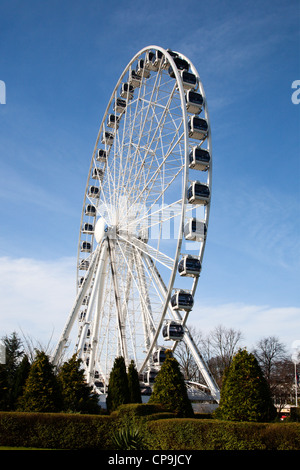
left=1, top=407, right=300, bottom=450
left=0, top=412, right=113, bottom=449
left=146, top=418, right=300, bottom=450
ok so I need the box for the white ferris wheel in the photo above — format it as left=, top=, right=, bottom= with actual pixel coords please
left=53, top=46, right=220, bottom=403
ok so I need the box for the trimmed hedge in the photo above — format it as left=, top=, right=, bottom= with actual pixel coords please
left=1, top=406, right=300, bottom=450
left=146, top=418, right=300, bottom=450
left=0, top=412, right=113, bottom=449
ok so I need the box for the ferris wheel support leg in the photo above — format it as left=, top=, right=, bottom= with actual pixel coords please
left=52, top=244, right=101, bottom=366
left=86, top=240, right=109, bottom=384
left=134, top=249, right=156, bottom=354
left=107, top=239, right=128, bottom=364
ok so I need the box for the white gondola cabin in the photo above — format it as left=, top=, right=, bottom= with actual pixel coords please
left=144, top=51, right=156, bottom=70
left=162, top=321, right=184, bottom=341
left=189, top=147, right=210, bottom=171
left=162, top=49, right=178, bottom=69
left=96, top=149, right=107, bottom=162
left=152, top=50, right=163, bottom=70
left=178, top=255, right=201, bottom=277
left=180, top=70, right=197, bottom=90
left=92, top=167, right=104, bottom=181
left=187, top=181, right=210, bottom=205
left=136, top=59, right=150, bottom=78
left=143, top=369, right=157, bottom=385
left=79, top=259, right=89, bottom=271
left=168, top=57, right=189, bottom=78
left=88, top=186, right=100, bottom=199
left=188, top=116, right=208, bottom=140
left=120, top=83, right=134, bottom=100
left=85, top=204, right=96, bottom=216
left=114, top=98, right=126, bottom=113
left=107, top=114, right=120, bottom=129
left=128, top=70, right=141, bottom=88
left=81, top=241, right=92, bottom=253
left=82, top=222, right=94, bottom=234
left=152, top=348, right=168, bottom=366
left=184, top=218, right=207, bottom=241
left=186, top=90, right=203, bottom=114
left=171, top=290, right=194, bottom=311
left=101, top=131, right=114, bottom=146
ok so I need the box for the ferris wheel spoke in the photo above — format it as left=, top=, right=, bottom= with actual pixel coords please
left=117, top=233, right=174, bottom=270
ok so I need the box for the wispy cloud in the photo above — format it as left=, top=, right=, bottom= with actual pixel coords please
left=0, top=256, right=76, bottom=348
left=189, top=301, right=300, bottom=351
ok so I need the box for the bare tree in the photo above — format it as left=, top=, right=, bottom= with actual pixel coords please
left=209, top=324, right=243, bottom=369
left=252, top=336, right=287, bottom=381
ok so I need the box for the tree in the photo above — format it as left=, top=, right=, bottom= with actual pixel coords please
left=149, top=350, right=194, bottom=417
left=0, top=364, right=9, bottom=410
left=106, top=356, right=130, bottom=413
left=1, top=332, right=25, bottom=408
left=58, top=354, right=101, bottom=414
left=208, top=325, right=243, bottom=385
left=18, top=350, right=62, bottom=412
left=127, top=360, right=142, bottom=404
left=11, top=354, right=31, bottom=409
left=253, top=336, right=287, bottom=382
left=214, top=348, right=277, bottom=422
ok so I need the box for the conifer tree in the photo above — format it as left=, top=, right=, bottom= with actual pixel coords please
left=58, top=354, right=101, bottom=414
left=127, top=360, right=142, bottom=404
left=106, top=356, right=130, bottom=413
left=214, top=348, right=277, bottom=422
left=12, top=354, right=31, bottom=409
left=0, top=364, right=9, bottom=410
left=149, top=350, right=194, bottom=417
left=18, top=350, right=62, bottom=412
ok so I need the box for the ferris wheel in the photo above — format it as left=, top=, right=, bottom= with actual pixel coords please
left=53, top=46, right=220, bottom=403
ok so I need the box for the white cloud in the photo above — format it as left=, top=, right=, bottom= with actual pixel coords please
left=0, top=256, right=76, bottom=349
left=189, top=302, right=300, bottom=352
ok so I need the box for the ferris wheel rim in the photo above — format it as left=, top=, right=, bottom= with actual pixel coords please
left=55, top=46, right=217, bottom=399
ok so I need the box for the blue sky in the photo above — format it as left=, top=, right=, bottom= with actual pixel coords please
left=0, top=0, right=299, bottom=354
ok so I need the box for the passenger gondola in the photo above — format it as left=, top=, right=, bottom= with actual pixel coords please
left=96, top=149, right=107, bottom=162
left=128, top=70, right=141, bottom=88
left=88, top=186, right=100, bottom=198
left=143, top=369, right=157, bottom=385
left=189, top=147, right=210, bottom=171
left=188, top=116, right=208, bottom=140
left=85, top=204, right=96, bottom=216
left=187, top=181, right=210, bottom=205
left=178, top=255, right=201, bottom=277
left=170, top=290, right=194, bottom=311
left=113, top=98, right=127, bottom=113
left=136, top=59, right=150, bottom=78
left=101, top=131, right=114, bottom=146
left=82, top=223, right=94, bottom=234
left=152, top=347, right=168, bottom=365
left=92, top=167, right=104, bottom=181
left=107, top=114, right=120, bottom=129
left=81, top=241, right=92, bottom=253
left=168, top=57, right=189, bottom=78
left=162, top=321, right=184, bottom=341
left=120, top=83, right=134, bottom=100
left=184, top=218, right=207, bottom=241
left=186, top=90, right=203, bottom=114
left=180, top=70, right=197, bottom=90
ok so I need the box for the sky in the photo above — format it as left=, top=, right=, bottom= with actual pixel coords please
left=0, top=0, right=299, bottom=357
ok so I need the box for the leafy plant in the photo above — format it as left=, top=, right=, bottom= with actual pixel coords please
left=112, top=426, right=146, bottom=450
